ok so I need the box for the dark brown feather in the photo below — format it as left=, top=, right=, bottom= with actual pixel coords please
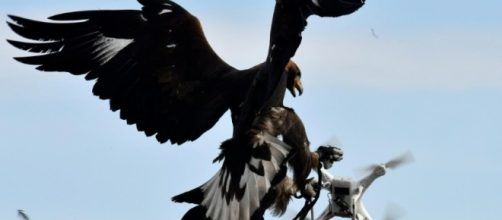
left=7, top=4, right=254, bottom=144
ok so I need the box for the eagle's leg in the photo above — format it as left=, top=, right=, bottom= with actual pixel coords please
left=270, top=145, right=344, bottom=216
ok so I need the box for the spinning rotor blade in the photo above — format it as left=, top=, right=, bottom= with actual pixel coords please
left=322, top=136, right=343, bottom=148
left=356, top=151, right=414, bottom=175
left=384, top=151, right=414, bottom=170
left=357, top=164, right=379, bottom=175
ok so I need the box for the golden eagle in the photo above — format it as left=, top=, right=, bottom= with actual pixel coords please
left=7, top=0, right=365, bottom=219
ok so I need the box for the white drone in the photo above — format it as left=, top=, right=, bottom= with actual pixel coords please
left=315, top=152, right=413, bottom=220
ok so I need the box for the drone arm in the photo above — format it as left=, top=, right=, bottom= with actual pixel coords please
left=353, top=197, right=372, bottom=220
left=320, top=167, right=335, bottom=188
left=357, top=170, right=383, bottom=196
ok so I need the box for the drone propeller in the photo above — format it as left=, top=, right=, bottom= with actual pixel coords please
left=322, top=136, right=343, bottom=149
left=384, top=151, right=414, bottom=169
left=358, top=151, right=414, bottom=175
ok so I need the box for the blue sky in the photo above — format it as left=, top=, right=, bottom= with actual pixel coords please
left=1, top=0, right=501, bottom=219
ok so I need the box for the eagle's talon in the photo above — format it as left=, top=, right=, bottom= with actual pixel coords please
left=317, top=145, right=344, bottom=169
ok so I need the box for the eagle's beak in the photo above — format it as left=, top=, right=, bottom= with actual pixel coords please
left=295, top=77, right=304, bottom=96
left=288, top=76, right=304, bottom=97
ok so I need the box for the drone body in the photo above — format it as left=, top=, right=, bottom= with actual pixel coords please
left=316, top=167, right=380, bottom=220
left=317, top=152, right=413, bottom=220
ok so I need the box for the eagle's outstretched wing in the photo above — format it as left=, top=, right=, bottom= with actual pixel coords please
left=7, top=0, right=243, bottom=144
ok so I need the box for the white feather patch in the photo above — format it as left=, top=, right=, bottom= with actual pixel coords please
left=159, top=9, right=172, bottom=15
left=93, top=36, right=133, bottom=64
left=198, top=134, right=292, bottom=220
left=312, top=0, right=321, bottom=7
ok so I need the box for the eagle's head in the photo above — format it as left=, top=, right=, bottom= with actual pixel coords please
left=285, top=60, right=304, bottom=97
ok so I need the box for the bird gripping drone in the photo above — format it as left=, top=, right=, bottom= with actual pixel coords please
left=7, top=0, right=415, bottom=219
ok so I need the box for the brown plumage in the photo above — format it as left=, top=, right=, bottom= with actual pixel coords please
left=272, top=145, right=344, bottom=216
left=271, top=150, right=321, bottom=216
